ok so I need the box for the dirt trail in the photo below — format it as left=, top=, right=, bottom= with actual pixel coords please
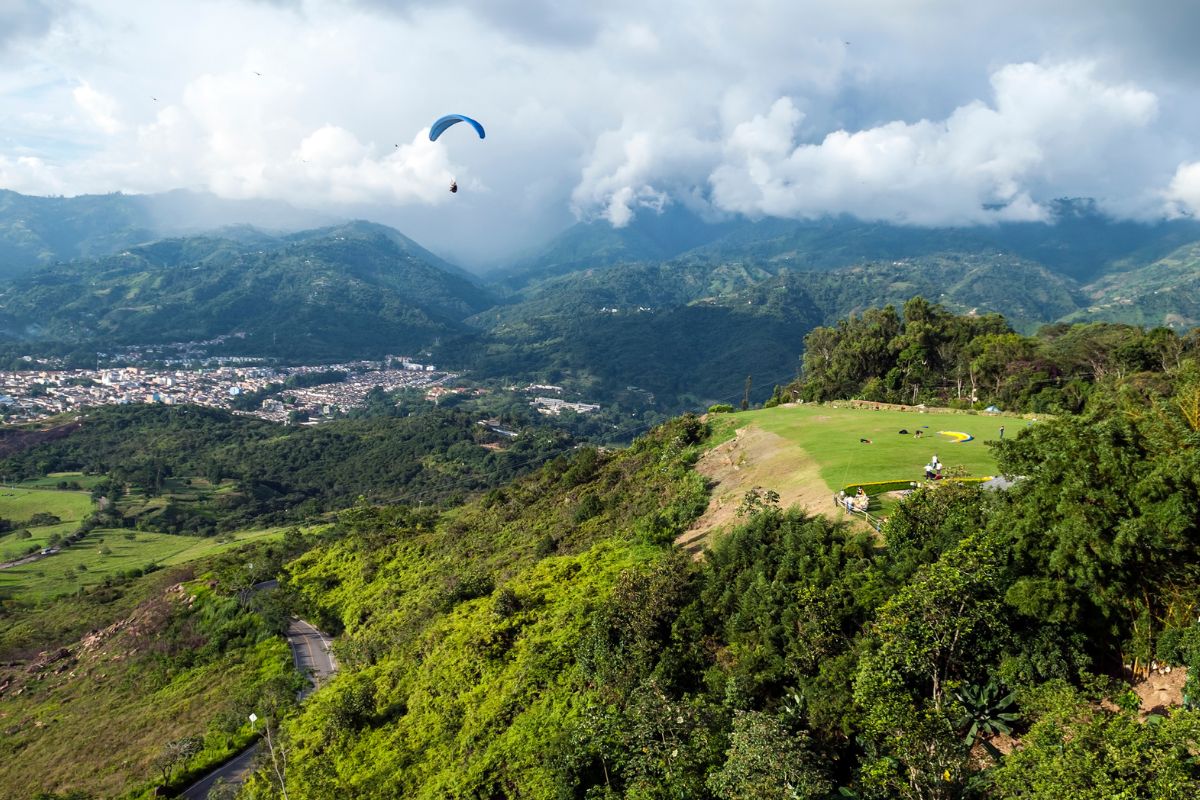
left=677, top=425, right=835, bottom=557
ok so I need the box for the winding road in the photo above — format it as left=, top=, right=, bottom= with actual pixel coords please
left=288, top=618, right=337, bottom=697
left=179, top=608, right=336, bottom=799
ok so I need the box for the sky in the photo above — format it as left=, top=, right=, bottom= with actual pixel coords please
left=2, top=0, right=1200, bottom=266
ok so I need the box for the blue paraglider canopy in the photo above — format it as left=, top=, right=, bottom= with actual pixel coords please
left=429, top=114, right=486, bottom=142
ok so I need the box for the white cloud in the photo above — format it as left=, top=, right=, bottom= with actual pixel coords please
left=1164, top=162, right=1200, bottom=217
left=1, top=1, right=1200, bottom=263
left=707, top=62, right=1160, bottom=225
left=571, top=126, right=718, bottom=227
left=72, top=81, right=122, bottom=133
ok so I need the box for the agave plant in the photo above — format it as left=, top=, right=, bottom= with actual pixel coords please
left=953, top=681, right=1019, bottom=760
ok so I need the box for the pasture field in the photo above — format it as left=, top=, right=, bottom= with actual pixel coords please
left=0, top=527, right=286, bottom=601
left=0, top=486, right=93, bottom=526
left=0, top=487, right=95, bottom=562
left=710, top=402, right=1032, bottom=491
left=15, top=471, right=107, bottom=490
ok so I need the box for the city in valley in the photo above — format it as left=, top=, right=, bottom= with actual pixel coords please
left=0, top=357, right=458, bottom=424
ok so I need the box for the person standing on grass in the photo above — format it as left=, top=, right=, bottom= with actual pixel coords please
left=999, top=425, right=1005, bottom=439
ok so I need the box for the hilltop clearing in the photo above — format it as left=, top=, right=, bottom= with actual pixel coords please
left=680, top=403, right=1030, bottom=552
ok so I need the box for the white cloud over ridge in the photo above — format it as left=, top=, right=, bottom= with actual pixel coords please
left=706, top=62, right=1159, bottom=226
left=1, top=0, right=1200, bottom=262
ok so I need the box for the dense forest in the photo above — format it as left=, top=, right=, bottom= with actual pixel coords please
left=0, top=222, right=492, bottom=361
left=792, top=296, right=1197, bottom=413
left=0, top=405, right=574, bottom=533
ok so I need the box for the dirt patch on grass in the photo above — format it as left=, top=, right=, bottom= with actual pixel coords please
left=1135, top=666, right=1187, bottom=718
left=677, top=425, right=837, bottom=557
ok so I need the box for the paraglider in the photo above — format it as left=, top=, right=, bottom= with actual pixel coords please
left=428, top=114, right=484, bottom=194
left=428, top=114, right=485, bottom=142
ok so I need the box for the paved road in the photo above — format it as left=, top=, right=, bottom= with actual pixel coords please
left=288, top=617, right=337, bottom=697
left=179, top=742, right=260, bottom=800
left=0, top=548, right=58, bottom=570
left=179, top=616, right=335, bottom=799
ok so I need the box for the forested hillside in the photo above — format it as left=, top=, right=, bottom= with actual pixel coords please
left=5, top=190, right=1200, bottom=412
left=793, top=296, right=1196, bottom=412
left=244, top=360, right=1200, bottom=798
left=0, top=189, right=332, bottom=281
left=0, top=405, right=572, bottom=532
left=0, top=221, right=491, bottom=360
left=5, top=301, right=1200, bottom=798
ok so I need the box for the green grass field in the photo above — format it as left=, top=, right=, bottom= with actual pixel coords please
left=0, top=488, right=96, bottom=562
left=0, top=527, right=286, bottom=601
left=0, top=486, right=93, bottom=525
left=15, top=471, right=106, bottom=490
left=713, top=403, right=1032, bottom=492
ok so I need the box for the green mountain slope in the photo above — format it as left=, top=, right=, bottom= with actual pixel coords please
left=495, top=204, right=740, bottom=289
left=0, top=189, right=335, bottom=280
left=0, top=222, right=492, bottom=359
left=447, top=252, right=1082, bottom=409
left=0, top=190, right=157, bottom=277
left=262, top=383, right=1200, bottom=799
left=513, top=200, right=1200, bottom=286
left=1065, top=240, right=1200, bottom=329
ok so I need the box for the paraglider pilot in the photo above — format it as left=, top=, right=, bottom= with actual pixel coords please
left=450, top=180, right=458, bottom=194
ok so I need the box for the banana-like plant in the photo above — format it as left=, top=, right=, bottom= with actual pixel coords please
left=953, top=681, right=1019, bottom=760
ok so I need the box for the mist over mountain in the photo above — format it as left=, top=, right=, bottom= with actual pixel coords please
left=2, top=187, right=1200, bottom=407
left=509, top=199, right=1200, bottom=287
left=0, top=189, right=338, bottom=280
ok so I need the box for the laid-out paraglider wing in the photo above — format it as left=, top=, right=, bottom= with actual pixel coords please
left=429, top=114, right=486, bottom=142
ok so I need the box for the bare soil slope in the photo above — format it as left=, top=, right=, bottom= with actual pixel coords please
left=677, top=425, right=835, bottom=557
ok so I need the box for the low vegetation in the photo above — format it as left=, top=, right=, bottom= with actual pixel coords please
left=0, top=526, right=286, bottom=603
left=0, top=531, right=315, bottom=799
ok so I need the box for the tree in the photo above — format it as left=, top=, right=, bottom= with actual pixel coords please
left=992, top=408, right=1200, bottom=672
left=989, top=684, right=1200, bottom=799
left=153, top=736, right=202, bottom=785
left=736, top=487, right=780, bottom=517
left=857, top=534, right=1007, bottom=711
left=708, top=711, right=832, bottom=800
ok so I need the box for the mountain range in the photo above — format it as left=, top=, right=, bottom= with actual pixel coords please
left=1, top=190, right=1199, bottom=408
left=0, top=189, right=335, bottom=281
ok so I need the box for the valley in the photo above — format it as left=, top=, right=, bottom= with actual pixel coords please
left=3, top=193, right=1200, bottom=418
left=1, top=190, right=1200, bottom=800
left=6, top=4, right=1200, bottom=797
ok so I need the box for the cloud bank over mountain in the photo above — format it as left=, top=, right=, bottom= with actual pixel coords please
left=2, top=0, right=1200, bottom=263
